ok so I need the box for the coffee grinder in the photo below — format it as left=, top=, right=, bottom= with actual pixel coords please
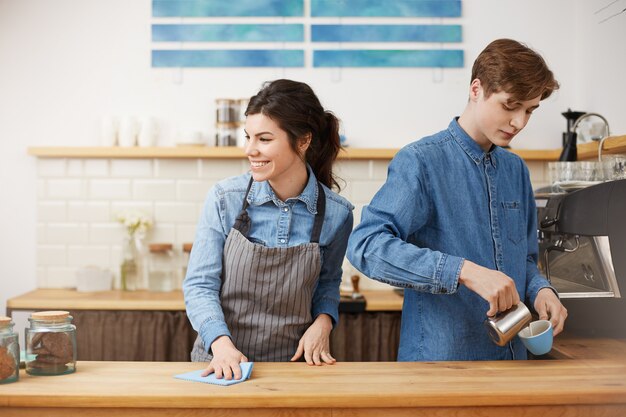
left=559, top=108, right=586, bottom=161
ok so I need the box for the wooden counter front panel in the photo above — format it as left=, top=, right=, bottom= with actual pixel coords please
left=2, top=361, right=626, bottom=417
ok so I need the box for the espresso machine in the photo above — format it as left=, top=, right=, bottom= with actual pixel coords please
left=537, top=179, right=626, bottom=337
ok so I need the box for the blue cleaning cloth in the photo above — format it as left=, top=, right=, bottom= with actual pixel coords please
left=174, top=362, right=254, bottom=386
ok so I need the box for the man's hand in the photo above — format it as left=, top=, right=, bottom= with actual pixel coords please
left=534, top=288, right=567, bottom=336
left=459, top=260, right=521, bottom=316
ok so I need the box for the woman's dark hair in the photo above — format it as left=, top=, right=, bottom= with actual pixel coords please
left=245, top=79, right=342, bottom=191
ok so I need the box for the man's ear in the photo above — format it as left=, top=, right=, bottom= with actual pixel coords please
left=469, top=78, right=482, bottom=102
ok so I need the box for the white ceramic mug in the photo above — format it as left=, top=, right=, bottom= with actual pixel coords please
left=119, top=116, right=138, bottom=147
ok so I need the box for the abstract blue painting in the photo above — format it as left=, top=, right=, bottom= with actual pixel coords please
left=312, top=25, right=462, bottom=43
left=313, top=50, right=463, bottom=67
left=152, top=50, right=305, bottom=67
left=311, top=0, right=461, bottom=17
left=153, top=24, right=304, bottom=42
left=153, top=0, right=304, bottom=17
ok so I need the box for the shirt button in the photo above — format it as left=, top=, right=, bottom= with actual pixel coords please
left=280, top=238, right=286, bottom=243
left=283, top=207, right=289, bottom=212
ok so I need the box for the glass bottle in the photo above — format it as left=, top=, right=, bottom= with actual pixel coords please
left=147, top=243, right=176, bottom=292
left=25, top=311, right=77, bottom=376
left=0, top=316, right=19, bottom=384
left=120, top=234, right=146, bottom=291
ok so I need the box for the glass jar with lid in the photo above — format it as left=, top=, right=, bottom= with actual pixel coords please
left=148, top=243, right=176, bottom=292
left=25, top=311, right=76, bottom=376
left=0, top=316, right=19, bottom=384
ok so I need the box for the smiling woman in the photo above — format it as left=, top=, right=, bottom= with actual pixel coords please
left=183, top=79, right=354, bottom=380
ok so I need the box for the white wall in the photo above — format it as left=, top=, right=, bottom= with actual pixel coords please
left=1, top=0, right=624, bottom=312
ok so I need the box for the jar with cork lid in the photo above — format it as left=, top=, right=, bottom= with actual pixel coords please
left=0, top=316, right=19, bottom=384
left=147, top=243, right=176, bottom=292
left=25, top=311, right=76, bottom=376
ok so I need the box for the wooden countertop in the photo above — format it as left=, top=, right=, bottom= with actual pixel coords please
left=2, top=358, right=625, bottom=416
left=26, top=135, right=626, bottom=162
left=6, top=288, right=404, bottom=312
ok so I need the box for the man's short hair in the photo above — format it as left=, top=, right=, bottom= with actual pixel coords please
left=471, top=39, right=559, bottom=101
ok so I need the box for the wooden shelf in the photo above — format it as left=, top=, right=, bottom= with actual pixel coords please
left=27, top=135, right=626, bottom=161
left=27, top=146, right=396, bottom=160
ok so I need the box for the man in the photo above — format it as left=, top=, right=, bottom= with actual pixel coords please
left=347, top=39, right=567, bottom=361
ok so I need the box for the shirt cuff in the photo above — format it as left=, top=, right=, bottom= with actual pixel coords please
left=199, top=319, right=232, bottom=351
left=436, top=254, right=464, bottom=294
left=312, top=297, right=340, bottom=328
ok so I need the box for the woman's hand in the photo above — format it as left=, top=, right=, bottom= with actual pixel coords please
left=534, top=288, right=568, bottom=336
left=201, top=336, right=248, bottom=379
left=291, top=314, right=336, bottom=365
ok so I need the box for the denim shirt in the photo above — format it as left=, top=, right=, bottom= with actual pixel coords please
left=347, top=118, right=554, bottom=361
left=184, top=168, right=354, bottom=350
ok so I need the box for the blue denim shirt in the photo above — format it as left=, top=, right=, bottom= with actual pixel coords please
left=347, top=119, right=554, bottom=361
left=184, top=168, right=354, bottom=350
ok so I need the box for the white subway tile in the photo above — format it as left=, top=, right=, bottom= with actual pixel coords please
left=148, top=224, right=176, bottom=243
left=38, top=201, right=66, bottom=222
left=37, top=245, right=67, bottom=266
left=37, top=180, right=46, bottom=199
left=155, top=202, right=197, bottom=222
left=66, top=160, right=83, bottom=176
left=372, top=160, right=390, bottom=180
left=201, top=160, right=247, bottom=179
left=177, top=180, right=213, bottom=201
left=111, top=159, right=153, bottom=178
left=526, top=161, right=546, bottom=183
left=110, top=202, right=153, bottom=219
left=89, top=223, right=125, bottom=244
left=89, top=179, right=132, bottom=199
left=84, top=160, right=109, bottom=177
left=351, top=180, right=384, bottom=203
left=47, top=179, right=85, bottom=199
left=67, top=202, right=111, bottom=222
left=37, top=267, right=47, bottom=287
left=46, top=224, right=88, bottom=244
left=37, top=224, right=47, bottom=244
left=176, top=224, right=198, bottom=243
left=156, top=159, right=199, bottom=179
left=335, top=160, right=371, bottom=181
left=133, top=180, right=176, bottom=200
left=37, top=159, right=66, bottom=177
left=67, top=245, right=110, bottom=267
left=46, top=267, right=77, bottom=288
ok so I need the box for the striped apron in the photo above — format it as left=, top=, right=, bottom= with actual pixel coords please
left=191, top=178, right=326, bottom=362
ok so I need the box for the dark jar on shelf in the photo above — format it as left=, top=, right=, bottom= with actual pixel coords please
left=25, top=311, right=77, bottom=376
left=0, top=316, right=19, bottom=384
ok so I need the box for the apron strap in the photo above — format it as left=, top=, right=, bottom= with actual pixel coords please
left=310, top=182, right=325, bottom=243
left=232, top=177, right=254, bottom=236
left=233, top=176, right=326, bottom=243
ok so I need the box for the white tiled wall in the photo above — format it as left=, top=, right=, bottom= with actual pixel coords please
left=35, top=158, right=549, bottom=290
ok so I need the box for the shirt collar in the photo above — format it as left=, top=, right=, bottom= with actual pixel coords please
left=247, top=165, right=319, bottom=214
left=448, top=118, right=498, bottom=167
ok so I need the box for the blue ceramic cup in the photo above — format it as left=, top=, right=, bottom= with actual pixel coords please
left=518, top=320, right=553, bottom=355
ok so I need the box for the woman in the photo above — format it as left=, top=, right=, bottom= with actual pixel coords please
left=184, top=79, right=354, bottom=380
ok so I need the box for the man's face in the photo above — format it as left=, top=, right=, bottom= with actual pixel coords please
left=472, top=81, right=541, bottom=149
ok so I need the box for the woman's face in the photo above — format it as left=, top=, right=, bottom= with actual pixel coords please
left=244, top=113, right=308, bottom=184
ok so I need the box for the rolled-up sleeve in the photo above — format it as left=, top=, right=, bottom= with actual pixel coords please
left=347, top=147, right=463, bottom=294
left=183, top=185, right=231, bottom=350
left=312, top=210, right=354, bottom=326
